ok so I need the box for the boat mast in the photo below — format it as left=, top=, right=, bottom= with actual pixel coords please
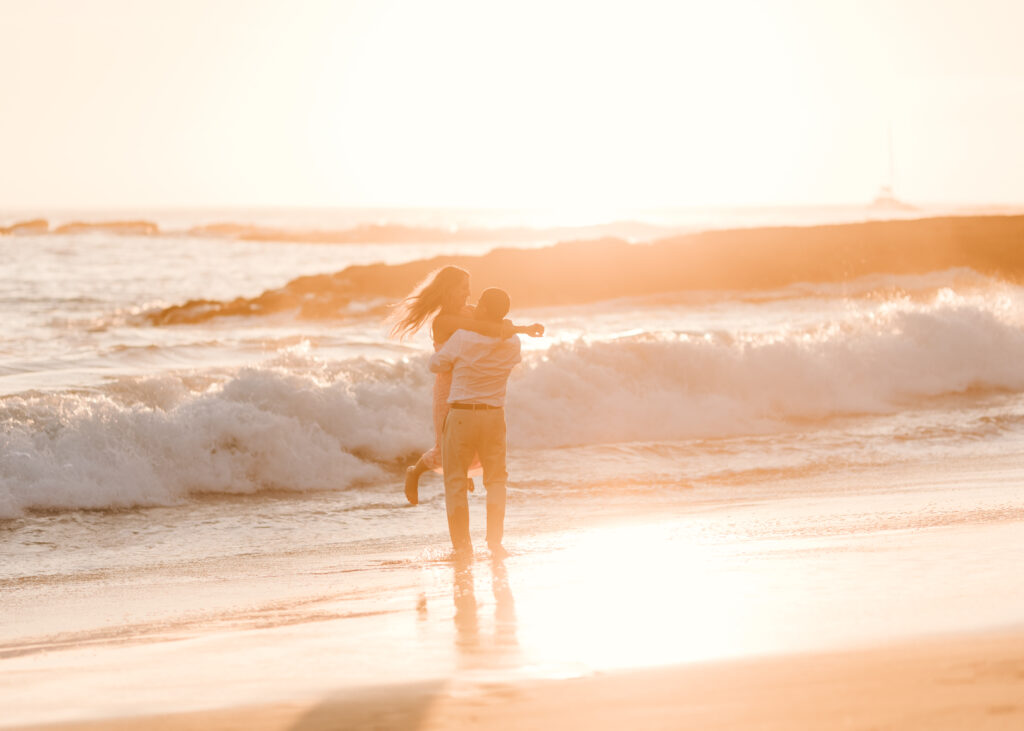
left=886, top=122, right=895, bottom=193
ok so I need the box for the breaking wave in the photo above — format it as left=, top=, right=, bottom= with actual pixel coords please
left=4, top=291, right=1024, bottom=517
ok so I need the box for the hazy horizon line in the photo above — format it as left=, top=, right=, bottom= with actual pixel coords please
left=3, top=200, right=1024, bottom=214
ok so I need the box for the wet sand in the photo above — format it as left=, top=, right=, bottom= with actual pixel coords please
left=4, top=454, right=1024, bottom=730
left=13, top=629, right=1024, bottom=730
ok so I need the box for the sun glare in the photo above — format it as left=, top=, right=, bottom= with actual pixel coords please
left=508, top=521, right=762, bottom=672
left=308, top=1, right=830, bottom=210
left=1, top=1, right=1023, bottom=207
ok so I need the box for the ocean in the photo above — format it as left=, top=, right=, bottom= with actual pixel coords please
left=3, top=205, right=1024, bottom=725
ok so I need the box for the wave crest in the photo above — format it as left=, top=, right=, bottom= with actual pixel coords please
left=4, top=292, right=1024, bottom=516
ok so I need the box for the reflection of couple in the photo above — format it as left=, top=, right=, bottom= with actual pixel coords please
left=389, top=266, right=543, bottom=556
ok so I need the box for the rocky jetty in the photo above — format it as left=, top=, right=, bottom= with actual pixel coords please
left=53, top=220, right=160, bottom=235
left=148, top=215, right=1024, bottom=325
left=0, top=218, right=49, bottom=235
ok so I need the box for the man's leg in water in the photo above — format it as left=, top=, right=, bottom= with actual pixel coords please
left=476, top=409, right=509, bottom=557
left=442, top=410, right=478, bottom=554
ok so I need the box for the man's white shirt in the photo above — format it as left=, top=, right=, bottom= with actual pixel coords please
left=428, top=330, right=522, bottom=407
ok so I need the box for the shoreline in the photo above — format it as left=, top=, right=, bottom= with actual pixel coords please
left=12, top=627, right=1024, bottom=730
left=5, top=462, right=1024, bottom=729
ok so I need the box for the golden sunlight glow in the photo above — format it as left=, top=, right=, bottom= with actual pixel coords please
left=1, top=0, right=1023, bottom=208
left=512, top=523, right=757, bottom=671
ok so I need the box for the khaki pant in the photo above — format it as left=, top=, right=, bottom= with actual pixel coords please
left=442, top=407, right=507, bottom=550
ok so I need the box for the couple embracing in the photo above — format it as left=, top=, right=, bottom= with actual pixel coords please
left=389, top=267, right=544, bottom=557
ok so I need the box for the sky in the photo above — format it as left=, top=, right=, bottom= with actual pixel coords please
left=1, top=0, right=1023, bottom=210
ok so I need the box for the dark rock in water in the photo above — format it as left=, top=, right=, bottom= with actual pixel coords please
left=1, top=218, right=160, bottom=236
left=146, top=215, right=1024, bottom=326
left=187, top=222, right=263, bottom=238
left=54, top=220, right=160, bottom=235
left=0, top=218, right=49, bottom=235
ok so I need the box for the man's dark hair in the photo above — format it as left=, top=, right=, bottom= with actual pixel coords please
left=475, top=288, right=511, bottom=321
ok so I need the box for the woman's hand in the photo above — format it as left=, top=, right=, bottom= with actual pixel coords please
left=498, top=319, right=545, bottom=339
left=507, top=321, right=544, bottom=337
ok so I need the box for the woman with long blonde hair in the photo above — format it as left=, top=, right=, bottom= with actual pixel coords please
left=390, top=265, right=543, bottom=504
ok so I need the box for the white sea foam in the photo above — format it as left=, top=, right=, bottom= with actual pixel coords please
left=0, top=362, right=432, bottom=518
left=513, top=291, right=1024, bottom=446
left=3, top=292, right=1024, bottom=517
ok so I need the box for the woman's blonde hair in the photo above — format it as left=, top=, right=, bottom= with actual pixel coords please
left=388, top=265, right=469, bottom=340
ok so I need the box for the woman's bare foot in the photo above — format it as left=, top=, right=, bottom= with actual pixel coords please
left=404, top=466, right=419, bottom=505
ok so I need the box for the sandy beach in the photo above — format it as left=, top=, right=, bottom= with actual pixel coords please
left=5, top=448, right=1024, bottom=730
left=12, top=629, right=1024, bottom=730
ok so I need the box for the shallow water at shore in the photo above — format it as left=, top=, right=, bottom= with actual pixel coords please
left=3, top=451, right=1024, bottom=727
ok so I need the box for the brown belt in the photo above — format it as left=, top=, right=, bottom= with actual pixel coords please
left=450, top=402, right=502, bottom=410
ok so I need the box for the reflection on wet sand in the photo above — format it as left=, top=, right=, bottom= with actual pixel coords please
left=452, top=560, right=478, bottom=651
left=452, top=557, right=518, bottom=662
left=491, top=558, right=517, bottom=649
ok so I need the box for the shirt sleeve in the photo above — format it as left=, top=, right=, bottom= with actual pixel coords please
left=428, top=332, right=461, bottom=373
left=500, top=335, right=522, bottom=366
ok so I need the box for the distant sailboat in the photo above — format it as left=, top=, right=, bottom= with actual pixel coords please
left=871, top=124, right=917, bottom=211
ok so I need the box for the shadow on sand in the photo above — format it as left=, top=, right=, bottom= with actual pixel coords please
left=288, top=555, right=517, bottom=730
left=285, top=679, right=447, bottom=730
